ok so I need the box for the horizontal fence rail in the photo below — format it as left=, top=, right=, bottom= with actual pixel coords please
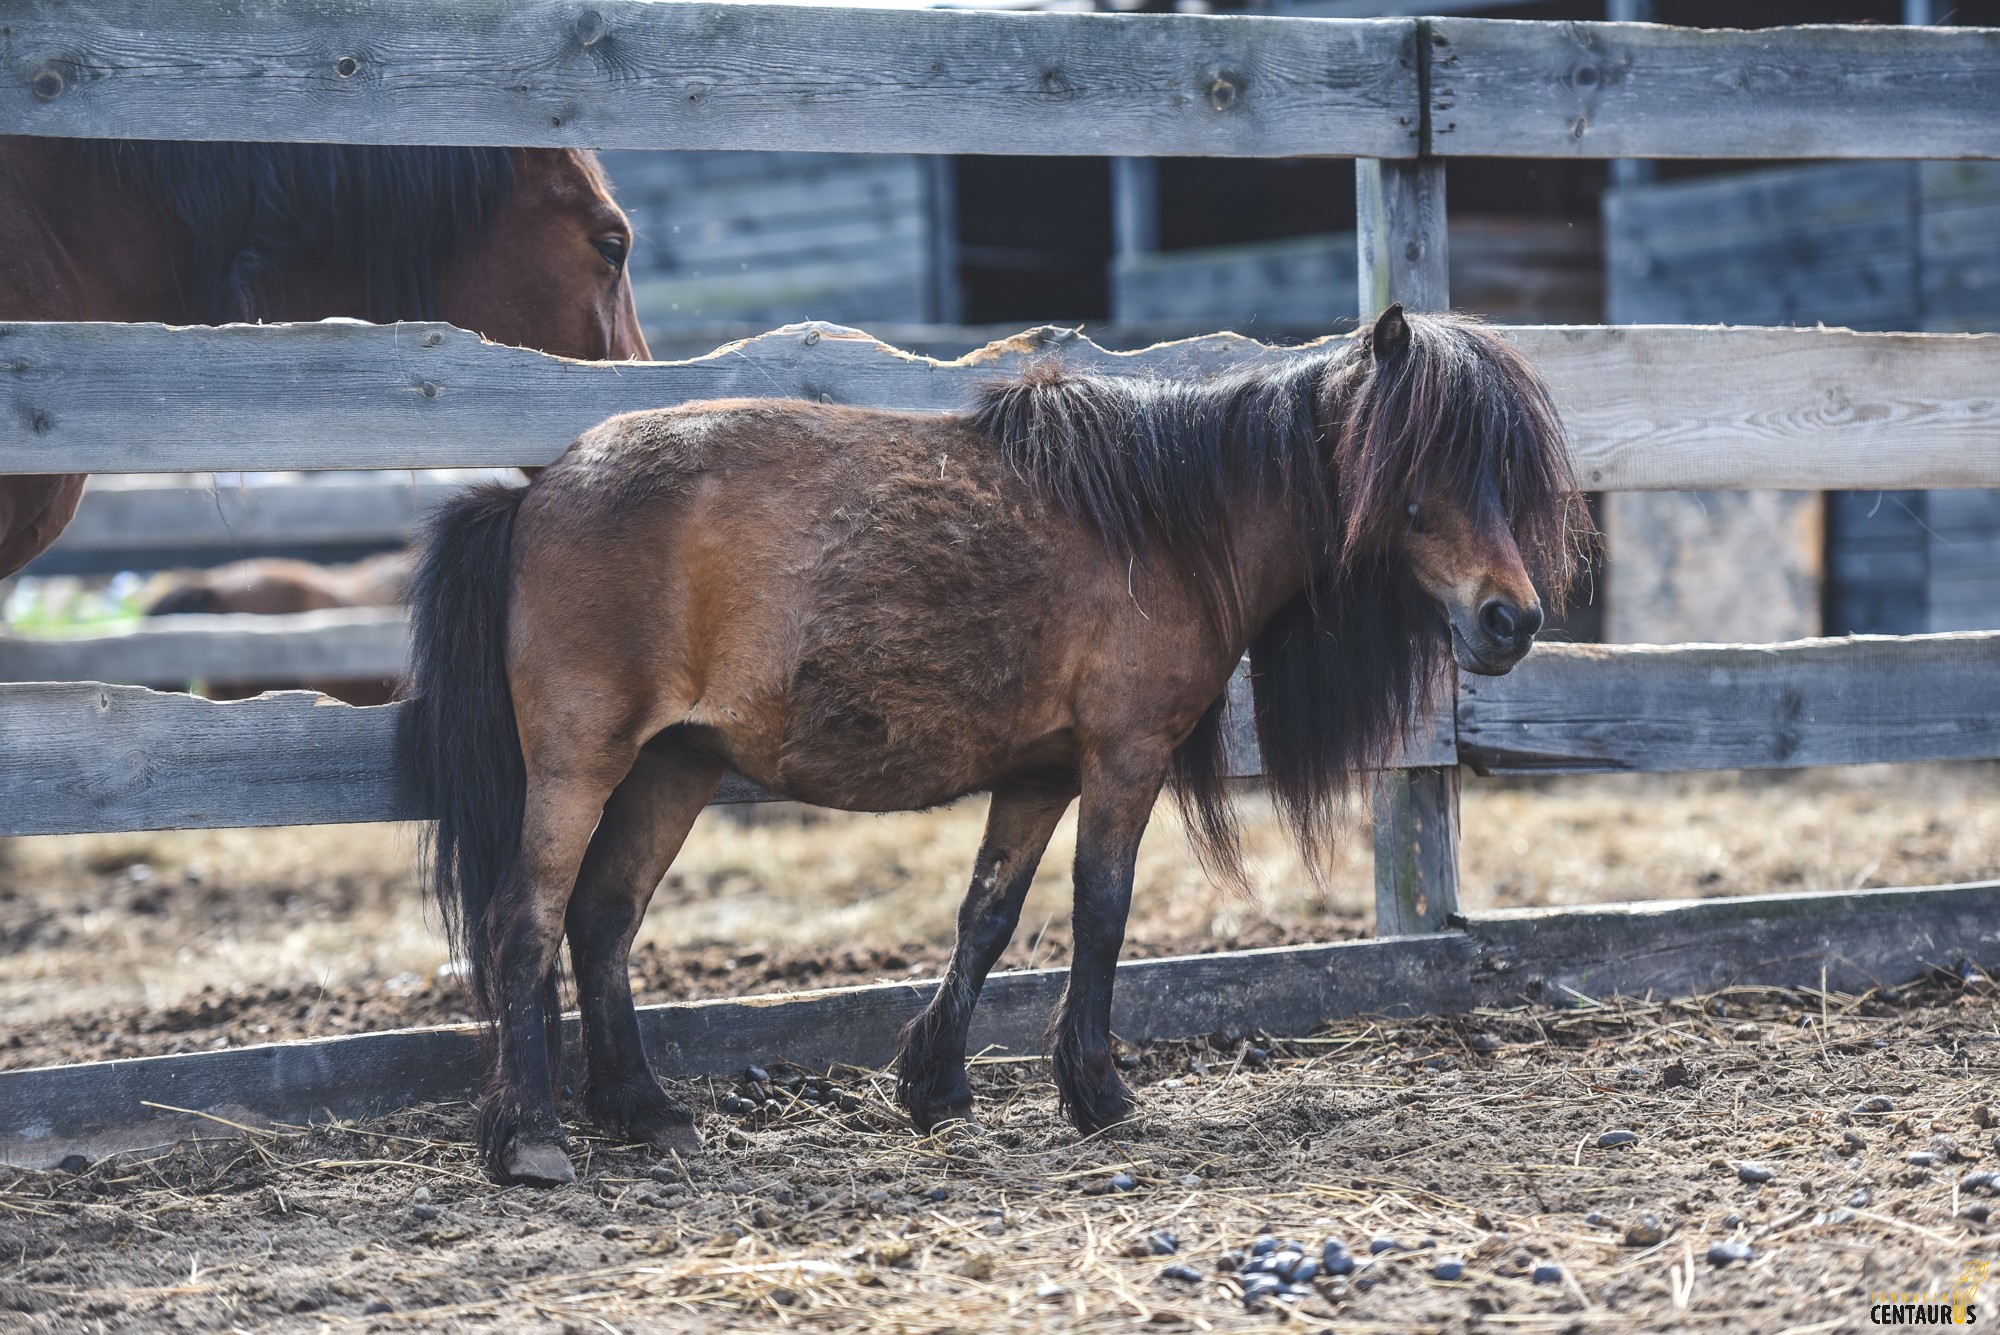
left=0, top=609, right=408, bottom=688
left=7, top=9, right=2000, bottom=161
left=0, top=1, right=1417, bottom=157
left=7, top=879, right=1996, bottom=1167
left=5, top=634, right=1996, bottom=838
left=1430, top=20, right=2000, bottom=161
left=5, top=321, right=2000, bottom=490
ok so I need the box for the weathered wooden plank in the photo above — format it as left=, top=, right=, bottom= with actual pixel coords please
left=9, top=321, right=1998, bottom=491
left=1430, top=20, right=2000, bottom=160
left=7, top=879, right=1994, bottom=1169
left=1358, top=155, right=1459, bottom=939
left=0, top=1, right=1419, bottom=158
left=27, top=478, right=456, bottom=576
left=0, top=677, right=1451, bottom=838
left=1458, top=633, right=2000, bottom=775
left=0, top=609, right=408, bottom=688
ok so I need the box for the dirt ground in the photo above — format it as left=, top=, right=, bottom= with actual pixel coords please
left=3, top=764, right=1997, bottom=1071
left=6, top=977, right=1999, bottom=1333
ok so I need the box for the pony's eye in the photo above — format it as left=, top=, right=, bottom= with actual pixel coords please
left=1407, top=501, right=1428, bottom=534
left=592, top=236, right=629, bottom=271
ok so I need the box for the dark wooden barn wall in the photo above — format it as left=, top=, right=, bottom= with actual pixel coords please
left=1607, top=160, right=2000, bottom=635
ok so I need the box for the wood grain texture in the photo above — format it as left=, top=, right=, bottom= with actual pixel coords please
left=1430, top=19, right=2000, bottom=160
left=0, top=0, right=1418, bottom=158
left=0, top=678, right=1449, bottom=838
left=8, top=879, right=1994, bottom=1168
left=12, top=321, right=1996, bottom=491
left=1356, top=158, right=1449, bottom=319
left=35, top=478, right=457, bottom=560
left=1458, top=633, right=2000, bottom=775
left=0, top=609, right=408, bottom=688
left=1372, top=766, right=1460, bottom=935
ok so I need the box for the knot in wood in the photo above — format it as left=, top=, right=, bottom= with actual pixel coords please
left=1206, top=77, right=1239, bottom=112
left=30, top=68, right=64, bottom=101
left=334, top=55, right=360, bottom=78
left=574, top=9, right=607, bottom=46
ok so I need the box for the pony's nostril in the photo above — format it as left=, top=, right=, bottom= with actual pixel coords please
left=1479, top=599, right=1519, bottom=640
left=1517, top=604, right=1545, bottom=638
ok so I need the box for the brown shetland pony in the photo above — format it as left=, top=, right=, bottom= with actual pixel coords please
left=146, top=550, right=412, bottom=705
left=0, top=137, right=649, bottom=576
left=401, top=305, right=1584, bottom=1186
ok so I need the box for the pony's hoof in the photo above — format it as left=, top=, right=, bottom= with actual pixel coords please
left=500, top=1139, right=577, bottom=1188
left=1064, top=1083, right=1135, bottom=1138
left=639, top=1115, right=703, bottom=1156
left=905, top=1097, right=976, bottom=1137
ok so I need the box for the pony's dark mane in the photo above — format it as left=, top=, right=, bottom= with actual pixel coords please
left=970, top=311, right=1584, bottom=879
left=81, top=141, right=518, bottom=323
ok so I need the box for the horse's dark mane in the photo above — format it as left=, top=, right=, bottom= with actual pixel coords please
left=970, top=311, right=1584, bottom=879
left=80, top=141, right=518, bottom=323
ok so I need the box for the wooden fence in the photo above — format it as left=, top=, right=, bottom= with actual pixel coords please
left=3, top=7, right=2000, bottom=1164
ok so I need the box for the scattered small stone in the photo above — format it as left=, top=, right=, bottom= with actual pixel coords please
left=1179, top=1174, right=1203, bottom=1190
left=1660, top=1058, right=1704, bottom=1089
left=1368, top=1236, right=1400, bottom=1254
left=1250, top=1235, right=1279, bottom=1257
left=1161, top=1263, right=1203, bottom=1284
left=1722, top=1213, right=1743, bottom=1229
left=1108, top=1172, right=1137, bottom=1194
left=1275, top=1254, right=1316, bottom=1284
left=1964, top=1172, right=1998, bottom=1193
left=648, top=1166, right=682, bottom=1186
left=56, top=1154, right=89, bottom=1175
left=360, top=1300, right=393, bottom=1315
left=1624, top=1214, right=1666, bottom=1247
left=1707, top=1241, right=1753, bottom=1268
left=1159, top=1079, right=1186, bottom=1091
left=601, top=1225, right=624, bottom=1239
left=1855, top=1096, right=1895, bottom=1114
left=1531, top=1263, right=1562, bottom=1286
left=1146, top=1230, right=1180, bottom=1256
left=1116, top=1051, right=1141, bottom=1070
left=411, top=1186, right=432, bottom=1205
left=1322, top=1239, right=1354, bottom=1276
left=1842, top=1130, right=1867, bottom=1153
left=1034, top=1282, right=1066, bottom=1300
left=1735, top=1162, right=1776, bottom=1185
left=1239, top=1273, right=1284, bottom=1305
left=411, top=1204, right=437, bottom=1222
left=1187, top=1057, right=1211, bottom=1077
left=1470, top=1033, right=1502, bottom=1053
left=1906, top=1151, right=1941, bottom=1168
left=957, top=1254, right=996, bottom=1281
left=1583, top=1211, right=1610, bottom=1227
left=1966, top=1204, right=1993, bottom=1224
left=1216, top=1251, right=1244, bottom=1273
left=770, top=1287, right=799, bottom=1306
left=1596, top=1130, right=1640, bottom=1149
left=1730, top=1023, right=1760, bottom=1041
left=1431, top=1257, right=1465, bottom=1281
left=923, top=1186, right=950, bottom=1202
left=1242, top=1046, right=1270, bottom=1068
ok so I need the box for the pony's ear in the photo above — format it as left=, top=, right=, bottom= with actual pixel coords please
left=1370, top=303, right=1410, bottom=361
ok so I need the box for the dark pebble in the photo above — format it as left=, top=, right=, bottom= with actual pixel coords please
left=56, top=1154, right=89, bottom=1175
left=1116, top=1052, right=1141, bottom=1070
left=411, top=1204, right=437, bottom=1221
left=601, top=1225, right=623, bottom=1239
left=1471, top=1033, right=1502, bottom=1053
left=648, top=1166, right=681, bottom=1186
left=1161, top=1263, right=1203, bottom=1284
left=1596, top=1130, right=1640, bottom=1149
left=1431, top=1257, right=1465, bottom=1281
left=1966, top=1204, right=1993, bottom=1223
left=924, top=1187, right=950, bottom=1202
left=1321, top=1240, right=1355, bottom=1276
left=1964, top=1172, right=1998, bottom=1193
left=1243, top=1047, right=1270, bottom=1068
left=771, top=1288, right=799, bottom=1306
left=1287, top=1258, right=1318, bottom=1284
left=360, top=1300, right=393, bottom=1315
left=837, top=1093, right=864, bottom=1112
left=1583, top=1211, right=1609, bottom=1227
left=1251, top=1234, right=1279, bottom=1257
left=1736, top=1162, right=1776, bottom=1185
left=1531, top=1263, right=1562, bottom=1285
left=1855, top=1096, right=1895, bottom=1114
left=1906, top=1151, right=1941, bottom=1167
left=1147, top=1230, right=1180, bottom=1256
left=1849, top=1187, right=1871, bottom=1208
left=1109, top=1172, right=1137, bottom=1193
left=1624, top=1214, right=1666, bottom=1247
left=1707, top=1241, right=1753, bottom=1267
left=1216, top=1251, right=1244, bottom=1273
left=1211, top=1024, right=1246, bottom=1049
left=1240, top=1273, right=1283, bottom=1303
left=744, top=1065, right=770, bottom=1085
left=1369, top=1237, right=1400, bottom=1254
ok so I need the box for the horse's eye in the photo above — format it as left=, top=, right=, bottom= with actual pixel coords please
left=1407, top=501, right=1428, bottom=534
left=592, top=236, right=629, bottom=271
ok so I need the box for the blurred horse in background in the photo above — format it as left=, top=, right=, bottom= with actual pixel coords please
left=0, top=137, right=650, bottom=576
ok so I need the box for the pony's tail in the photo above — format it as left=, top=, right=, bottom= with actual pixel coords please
left=399, top=482, right=537, bottom=1034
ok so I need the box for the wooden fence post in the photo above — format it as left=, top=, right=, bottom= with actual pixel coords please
left=1357, top=156, right=1460, bottom=936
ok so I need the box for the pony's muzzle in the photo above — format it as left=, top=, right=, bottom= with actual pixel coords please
left=1452, top=596, right=1542, bottom=675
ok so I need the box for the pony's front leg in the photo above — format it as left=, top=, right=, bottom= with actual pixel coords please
left=1051, top=743, right=1172, bottom=1135
left=897, top=786, right=1073, bottom=1132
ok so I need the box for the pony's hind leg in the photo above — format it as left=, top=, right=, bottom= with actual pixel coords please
left=483, top=732, right=641, bottom=1187
left=896, top=786, right=1073, bottom=1132
left=1051, top=742, right=1173, bottom=1136
left=567, top=738, right=726, bottom=1153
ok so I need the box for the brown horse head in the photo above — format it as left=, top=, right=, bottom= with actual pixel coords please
left=0, top=138, right=648, bottom=576
left=1334, top=303, right=1582, bottom=677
